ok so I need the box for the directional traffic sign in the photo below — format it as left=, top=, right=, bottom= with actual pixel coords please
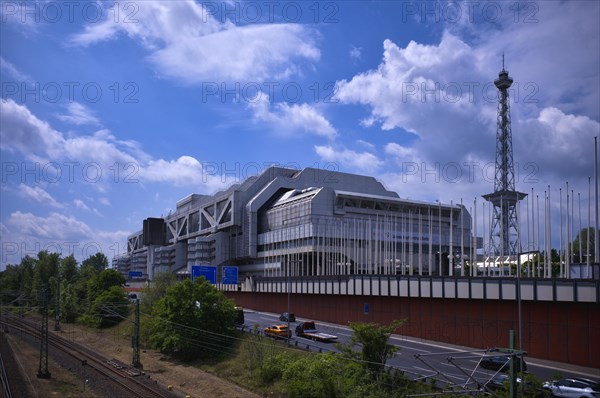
left=222, top=266, right=238, bottom=284
left=191, top=265, right=217, bottom=284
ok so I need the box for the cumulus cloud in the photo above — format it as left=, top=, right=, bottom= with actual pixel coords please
left=0, top=99, right=65, bottom=158
left=0, top=99, right=231, bottom=192
left=332, top=2, right=598, bottom=209
left=143, top=156, right=204, bottom=186
left=249, top=92, right=337, bottom=139
left=334, top=21, right=598, bottom=196
left=0, top=57, right=32, bottom=82
left=70, top=1, right=320, bottom=82
left=73, top=199, right=90, bottom=211
left=517, top=107, right=600, bottom=178
left=2, top=211, right=131, bottom=264
left=314, top=145, right=383, bottom=173
left=7, top=211, right=94, bottom=240
left=18, top=184, right=63, bottom=208
left=349, top=46, right=362, bottom=60
left=56, top=102, right=101, bottom=126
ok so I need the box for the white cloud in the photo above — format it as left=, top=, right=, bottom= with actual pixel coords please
left=0, top=57, right=32, bottom=82
left=249, top=92, right=337, bottom=139
left=349, top=46, right=362, bottom=60
left=334, top=12, right=599, bottom=193
left=0, top=98, right=65, bottom=157
left=332, top=2, right=598, bottom=227
left=70, top=1, right=320, bottom=82
left=18, top=184, right=62, bottom=208
left=384, top=142, right=418, bottom=162
left=141, top=156, right=236, bottom=192
left=335, top=31, right=479, bottom=135
left=98, top=197, right=111, bottom=206
left=2, top=211, right=131, bottom=265
left=74, top=199, right=90, bottom=211
left=518, top=107, right=600, bottom=178
left=314, top=145, right=383, bottom=173
left=7, top=211, right=93, bottom=240
left=0, top=99, right=230, bottom=191
left=56, top=102, right=101, bottom=126
left=142, top=156, right=204, bottom=186
left=451, top=1, right=600, bottom=120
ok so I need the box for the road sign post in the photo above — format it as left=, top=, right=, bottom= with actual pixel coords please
left=222, top=266, right=238, bottom=284
left=191, top=265, right=217, bottom=284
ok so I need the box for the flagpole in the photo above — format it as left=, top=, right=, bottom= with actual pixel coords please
left=595, top=136, right=599, bottom=266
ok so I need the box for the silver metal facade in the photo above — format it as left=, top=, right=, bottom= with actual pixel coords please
left=113, top=167, right=474, bottom=281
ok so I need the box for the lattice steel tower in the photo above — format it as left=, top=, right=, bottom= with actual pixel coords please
left=482, top=57, right=526, bottom=257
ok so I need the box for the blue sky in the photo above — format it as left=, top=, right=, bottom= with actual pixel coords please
left=1, top=0, right=599, bottom=269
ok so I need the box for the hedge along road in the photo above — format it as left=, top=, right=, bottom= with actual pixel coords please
left=241, top=309, right=599, bottom=388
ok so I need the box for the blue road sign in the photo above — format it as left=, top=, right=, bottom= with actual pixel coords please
left=128, top=271, right=143, bottom=278
left=191, top=265, right=217, bottom=284
left=222, top=266, right=238, bottom=284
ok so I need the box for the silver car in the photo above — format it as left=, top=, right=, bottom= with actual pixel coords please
left=543, top=378, right=600, bottom=398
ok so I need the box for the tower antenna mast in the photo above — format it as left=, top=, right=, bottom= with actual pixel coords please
left=483, top=57, right=527, bottom=260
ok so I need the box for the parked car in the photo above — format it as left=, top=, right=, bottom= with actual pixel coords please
left=543, top=378, right=600, bottom=398
left=479, top=354, right=527, bottom=372
left=234, top=306, right=244, bottom=326
left=487, top=374, right=514, bottom=390
left=487, top=374, right=549, bottom=397
left=279, top=312, right=296, bottom=322
left=264, top=324, right=292, bottom=339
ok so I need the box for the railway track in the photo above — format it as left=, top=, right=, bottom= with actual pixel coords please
left=0, top=332, right=14, bottom=398
left=1, top=313, right=178, bottom=398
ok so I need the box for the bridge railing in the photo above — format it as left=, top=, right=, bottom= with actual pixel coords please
left=232, top=275, right=600, bottom=303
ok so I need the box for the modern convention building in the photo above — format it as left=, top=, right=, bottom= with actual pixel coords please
left=113, top=166, right=476, bottom=285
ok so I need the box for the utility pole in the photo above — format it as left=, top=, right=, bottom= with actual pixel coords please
left=54, top=272, right=61, bottom=331
left=132, top=299, right=142, bottom=369
left=509, top=330, right=516, bottom=398
left=38, top=285, right=51, bottom=379
left=594, top=137, right=599, bottom=266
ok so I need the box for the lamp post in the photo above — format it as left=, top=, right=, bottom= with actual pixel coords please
left=287, top=264, right=291, bottom=340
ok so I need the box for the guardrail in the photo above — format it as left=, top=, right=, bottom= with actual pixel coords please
left=247, top=275, right=600, bottom=303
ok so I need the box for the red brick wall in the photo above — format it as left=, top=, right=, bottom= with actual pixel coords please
left=225, top=292, right=600, bottom=369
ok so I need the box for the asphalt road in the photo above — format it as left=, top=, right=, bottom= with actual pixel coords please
left=242, top=309, right=599, bottom=390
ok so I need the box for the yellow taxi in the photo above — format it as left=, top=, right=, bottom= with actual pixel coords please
left=264, top=324, right=292, bottom=339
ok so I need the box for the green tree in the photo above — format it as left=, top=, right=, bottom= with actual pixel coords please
left=82, top=252, right=108, bottom=274
left=87, top=269, right=125, bottom=301
left=31, top=251, right=60, bottom=307
left=571, top=227, right=598, bottom=262
left=18, top=255, right=36, bottom=302
left=60, top=254, right=79, bottom=284
left=0, top=256, right=36, bottom=306
left=340, top=320, right=405, bottom=374
left=84, top=285, right=130, bottom=328
left=282, top=353, right=379, bottom=398
left=147, top=277, right=237, bottom=360
left=141, top=271, right=176, bottom=313
left=0, top=263, right=23, bottom=305
left=60, top=283, right=81, bottom=323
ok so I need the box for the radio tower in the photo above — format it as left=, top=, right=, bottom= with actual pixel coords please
left=483, top=56, right=526, bottom=258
